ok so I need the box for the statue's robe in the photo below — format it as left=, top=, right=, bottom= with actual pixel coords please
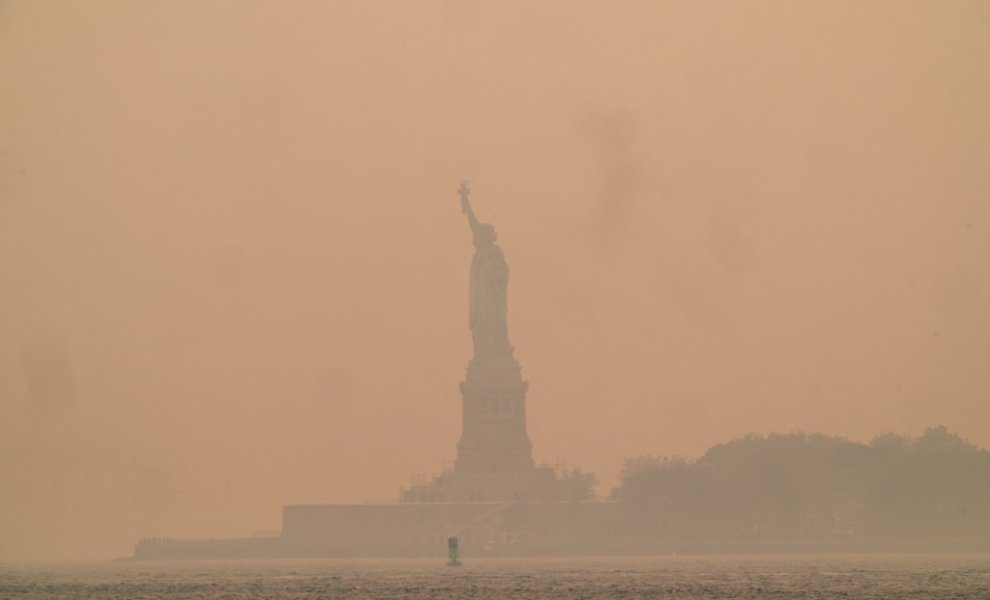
left=469, top=243, right=513, bottom=360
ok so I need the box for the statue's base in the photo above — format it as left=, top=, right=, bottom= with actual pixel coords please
left=455, top=355, right=535, bottom=474
left=401, top=466, right=557, bottom=503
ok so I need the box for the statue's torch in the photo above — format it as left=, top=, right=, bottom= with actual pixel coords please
left=458, top=180, right=470, bottom=214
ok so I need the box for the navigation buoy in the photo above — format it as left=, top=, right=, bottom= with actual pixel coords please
left=447, top=537, right=462, bottom=566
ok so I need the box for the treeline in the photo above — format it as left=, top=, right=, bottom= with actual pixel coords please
left=613, top=427, right=990, bottom=541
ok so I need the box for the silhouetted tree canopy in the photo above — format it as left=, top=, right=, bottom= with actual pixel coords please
left=613, top=428, right=990, bottom=541
left=553, top=467, right=598, bottom=501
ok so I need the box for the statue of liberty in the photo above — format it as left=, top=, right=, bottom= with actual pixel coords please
left=458, top=181, right=514, bottom=361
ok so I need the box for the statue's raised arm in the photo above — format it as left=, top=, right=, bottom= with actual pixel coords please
left=458, top=180, right=481, bottom=235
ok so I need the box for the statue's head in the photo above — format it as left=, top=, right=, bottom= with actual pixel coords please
left=474, top=223, right=497, bottom=246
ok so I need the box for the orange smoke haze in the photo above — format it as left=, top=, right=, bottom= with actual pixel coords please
left=1, top=1, right=988, bottom=559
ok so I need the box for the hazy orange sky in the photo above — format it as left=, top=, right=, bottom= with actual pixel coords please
left=1, top=1, right=988, bottom=559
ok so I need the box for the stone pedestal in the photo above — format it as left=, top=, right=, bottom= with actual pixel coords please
left=400, top=354, right=555, bottom=503
left=455, top=357, right=535, bottom=473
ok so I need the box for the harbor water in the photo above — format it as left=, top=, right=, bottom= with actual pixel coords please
left=2, top=554, right=988, bottom=599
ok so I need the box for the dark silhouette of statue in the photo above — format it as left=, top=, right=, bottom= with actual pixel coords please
left=459, top=181, right=514, bottom=361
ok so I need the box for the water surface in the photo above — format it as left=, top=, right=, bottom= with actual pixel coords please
left=2, top=554, right=988, bottom=599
